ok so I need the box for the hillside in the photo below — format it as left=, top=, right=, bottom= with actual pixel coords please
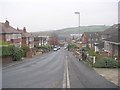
left=32, top=25, right=110, bottom=37
left=54, top=25, right=110, bottom=35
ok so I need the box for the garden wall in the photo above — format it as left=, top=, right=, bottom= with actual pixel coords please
left=2, top=56, right=13, bottom=65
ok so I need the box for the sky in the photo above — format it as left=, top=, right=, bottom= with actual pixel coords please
left=0, top=0, right=119, bottom=32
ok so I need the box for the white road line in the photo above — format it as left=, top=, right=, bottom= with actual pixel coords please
left=66, top=56, right=70, bottom=88
left=63, top=56, right=70, bottom=88
left=63, top=59, right=66, bottom=88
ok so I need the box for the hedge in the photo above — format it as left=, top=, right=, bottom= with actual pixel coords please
left=12, top=47, right=24, bottom=61
left=1, top=45, right=14, bottom=56
left=88, top=48, right=100, bottom=60
left=37, top=45, right=52, bottom=52
left=67, top=44, right=78, bottom=49
left=21, top=45, right=29, bottom=57
left=93, top=57, right=118, bottom=68
left=1, top=45, right=24, bottom=61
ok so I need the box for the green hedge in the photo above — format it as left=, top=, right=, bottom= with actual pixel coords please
left=1, top=45, right=24, bottom=61
left=12, top=47, right=24, bottom=61
left=0, top=41, right=10, bottom=45
left=94, top=57, right=118, bottom=68
left=88, top=48, right=100, bottom=60
left=1, top=45, right=14, bottom=56
left=67, top=44, right=78, bottom=49
left=21, top=46, right=29, bottom=57
left=82, top=45, right=90, bottom=51
left=37, top=45, right=52, bottom=52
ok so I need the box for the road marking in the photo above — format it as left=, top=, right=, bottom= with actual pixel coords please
left=63, top=59, right=66, bottom=88
left=63, top=56, right=70, bottom=88
left=66, top=56, right=70, bottom=88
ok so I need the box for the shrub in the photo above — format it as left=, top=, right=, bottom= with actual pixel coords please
left=1, top=45, right=14, bottom=56
left=82, top=45, right=90, bottom=51
left=12, top=47, right=24, bottom=61
left=94, top=57, right=118, bottom=68
left=36, top=45, right=52, bottom=52
left=21, top=45, right=29, bottom=57
left=0, top=41, right=11, bottom=45
left=67, top=44, right=78, bottom=49
left=88, top=48, right=100, bottom=60
left=1, top=45, right=24, bottom=61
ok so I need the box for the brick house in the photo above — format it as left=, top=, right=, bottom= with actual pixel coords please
left=34, top=35, right=49, bottom=47
left=104, top=35, right=119, bottom=58
left=39, top=36, right=49, bottom=46
left=17, top=27, right=34, bottom=57
left=34, top=36, right=40, bottom=47
left=0, top=20, right=22, bottom=47
left=80, top=33, right=89, bottom=48
left=81, top=32, right=102, bottom=51
left=17, top=27, right=34, bottom=49
left=101, top=24, right=118, bottom=40
left=78, top=24, right=120, bottom=60
left=101, top=24, right=118, bottom=57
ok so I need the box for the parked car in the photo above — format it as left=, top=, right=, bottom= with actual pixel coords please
left=57, top=46, right=61, bottom=50
left=53, top=47, right=58, bottom=51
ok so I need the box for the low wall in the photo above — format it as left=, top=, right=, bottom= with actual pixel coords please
left=2, top=56, right=13, bottom=65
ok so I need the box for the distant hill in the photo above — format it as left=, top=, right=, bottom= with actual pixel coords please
left=32, top=25, right=110, bottom=38
left=54, top=25, right=110, bottom=35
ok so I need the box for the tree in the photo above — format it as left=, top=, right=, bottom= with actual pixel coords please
left=49, top=33, right=59, bottom=46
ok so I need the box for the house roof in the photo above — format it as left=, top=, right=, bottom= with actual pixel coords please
left=18, top=29, right=33, bottom=38
left=104, top=34, right=120, bottom=44
left=103, top=24, right=118, bottom=35
left=90, top=40, right=102, bottom=44
left=83, top=32, right=102, bottom=39
left=0, top=21, right=21, bottom=34
left=96, top=42, right=104, bottom=49
left=102, top=24, right=120, bottom=45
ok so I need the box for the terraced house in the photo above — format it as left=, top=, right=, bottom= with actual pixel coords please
left=0, top=20, right=22, bottom=47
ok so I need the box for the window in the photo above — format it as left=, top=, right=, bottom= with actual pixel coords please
left=6, top=34, right=11, bottom=41
left=17, top=34, right=22, bottom=38
left=104, top=41, right=110, bottom=52
left=96, top=38, right=98, bottom=41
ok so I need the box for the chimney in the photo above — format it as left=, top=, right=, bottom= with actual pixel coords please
left=17, top=27, right=19, bottom=30
left=23, top=27, right=26, bottom=32
left=5, top=20, right=9, bottom=27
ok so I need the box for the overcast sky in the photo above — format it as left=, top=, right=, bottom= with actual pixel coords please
left=0, top=0, right=119, bottom=32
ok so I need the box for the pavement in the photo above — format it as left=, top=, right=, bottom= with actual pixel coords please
left=94, top=68, right=118, bottom=86
left=66, top=51, right=118, bottom=88
left=2, top=48, right=119, bottom=88
left=2, top=52, right=50, bottom=69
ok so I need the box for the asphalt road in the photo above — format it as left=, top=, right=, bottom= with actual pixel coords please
left=2, top=48, right=118, bottom=88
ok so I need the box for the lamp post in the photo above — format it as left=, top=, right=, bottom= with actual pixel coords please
left=75, top=12, right=80, bottom=47
left=118, top=1, right=120, bottom=61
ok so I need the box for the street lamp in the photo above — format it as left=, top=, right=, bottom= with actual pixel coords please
left=118, top=1, right=120, bottom=61
left=75, top=12, right=80, bottom=43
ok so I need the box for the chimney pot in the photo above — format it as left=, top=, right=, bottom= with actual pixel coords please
left=5, top=20, right=9, bottom=27
left=23, top=27, right=26, bottom=32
